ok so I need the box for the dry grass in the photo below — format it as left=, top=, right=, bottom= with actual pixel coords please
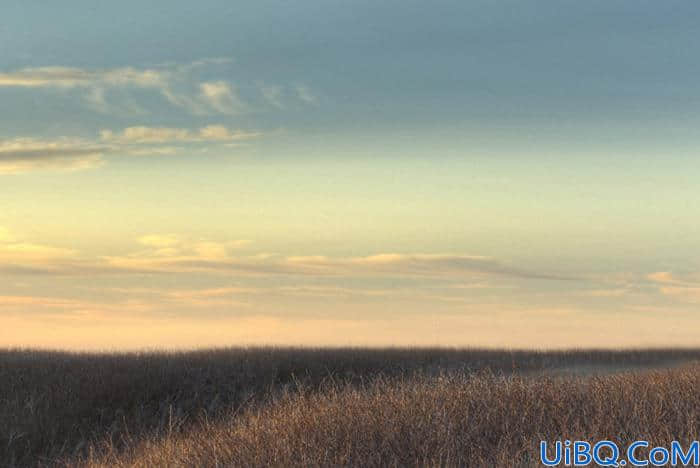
left=82, top=365, right=700, bottom=467
left=2, top=347, right=700, bottom=467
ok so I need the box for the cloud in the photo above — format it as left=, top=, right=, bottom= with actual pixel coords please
left=0, top=66, right=167, bottom=88
left=0, top=243, right=76, bottom=262
left=647, top=271, right=700, bottom=303
left=257, top=83, right=322, bottom=109
left=295, top=84, right=319, bottom=105
left=0, top=138, right=105, bottom=174
left=0, top=59, right=320, bottom=119
left=0, top=60, right=246, bottom=115
left=100, top=239, right=571, bottom=281
left=99, top=125, right=260, bottom=144
left=109, top=235, right=253, bottom=267
left=647, top=271, right=700, bottom=287
left=198, top=125, right=253, bottom=141
left=0, top=228, right=77, bottom=264
left=647, top=271, right=675, bottom=284
left=0, top=228, right=109, bottom=277
left=199, top=81, right=246, bottom=114
left=101, top=127, right=189, bottom=143
left=124, top=146, right=179, bottom=156
left=1, top=125, right=259, bottom=174
left=285, top=253, right=573, bottom=280
left=0, top=229, right=569, bottom=284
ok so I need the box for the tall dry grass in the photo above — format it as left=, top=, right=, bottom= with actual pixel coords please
left=82, top=365, right=700, bottom=467
left=2, top=347, right=699, bottom=467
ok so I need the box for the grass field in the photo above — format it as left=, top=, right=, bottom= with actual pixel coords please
left=2, top=348, right=700, bottom=467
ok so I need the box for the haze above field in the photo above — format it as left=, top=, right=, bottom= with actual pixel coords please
left=1, top=1, right=699, bottom=348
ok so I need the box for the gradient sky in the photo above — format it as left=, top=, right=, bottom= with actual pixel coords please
left=2, top=1, right=700, bottom=349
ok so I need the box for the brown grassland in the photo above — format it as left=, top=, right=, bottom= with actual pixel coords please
left=1, top=348, right=699, bottom=467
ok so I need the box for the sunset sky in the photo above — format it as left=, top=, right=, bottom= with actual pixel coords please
left=2, top=1, right=700, bottom=349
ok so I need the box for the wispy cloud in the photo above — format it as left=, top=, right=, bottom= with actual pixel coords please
left=647, top=271, right=700, bottom=303
left=132, top=234, right=251, bottom=259
left=0, top=59, right=319, bottom=115
left=99, top=125, right=260, bottom=144
left=284, top=253, right=574, bottom=280
left=0, top=60, right=235, bottom=115
left=0, top=65, right=169, bottom=88
left=79, top=236, right=572, bottom=282
left=0, top=240, right=76, bottom=263
left=647, top=271, right=700, bottom=287
left=0, top=229, right=571, bottom=283
left=295, top=84, right=319, bottom=105
left=0, top=138, right=105, bottom=174
left=0, top=228, right=79, bottom=276
left=0, top=125, right=259, bottom=174
left=199, top=81, right=246, bottom=115
left=256, top=82, right=321, bottom=109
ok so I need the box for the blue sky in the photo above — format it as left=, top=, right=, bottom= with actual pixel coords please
left=1, top=1, right=699, bottom=348
left=5, top=1, right=700, bottom=134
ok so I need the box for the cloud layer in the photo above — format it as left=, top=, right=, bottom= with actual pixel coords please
left=0, top=59, right=318, bottom=115
left=0, top=228, right=571, bottom=282
left=3, top=226, right=699, bottom=349
left=0, top=138, right=105, bottom=174
left=100, top=125, right=260, bottom=144
left=0, top=58, right=322, bottom=174
left=0, top=125, right=259, bottom=174
left=0, top=61, right=239, bottom=115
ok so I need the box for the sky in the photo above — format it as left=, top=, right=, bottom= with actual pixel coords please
left=2, top=1, right=700, bottom=349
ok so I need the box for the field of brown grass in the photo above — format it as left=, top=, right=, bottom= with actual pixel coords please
left=2, top=348, right=699, bottom=467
